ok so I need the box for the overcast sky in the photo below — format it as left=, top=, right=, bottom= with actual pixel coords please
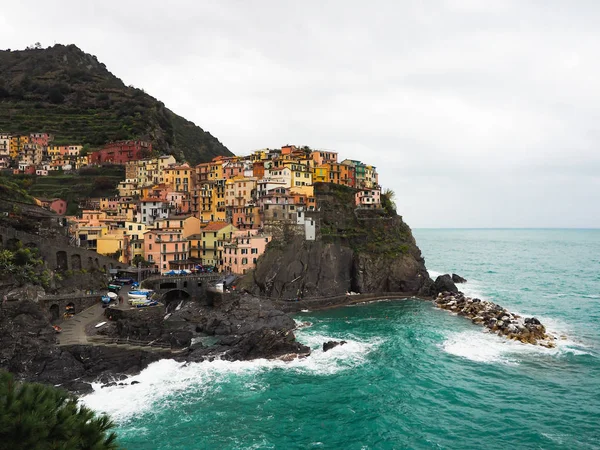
left=1, top=1, right=599, bottom=228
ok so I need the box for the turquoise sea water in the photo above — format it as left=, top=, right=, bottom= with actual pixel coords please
left=83, top=229, right=600, bottom=449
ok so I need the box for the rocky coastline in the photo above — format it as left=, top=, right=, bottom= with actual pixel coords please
left=431, top=274, right=555, bottom=348
left=1, top=270, right=558, bottom=397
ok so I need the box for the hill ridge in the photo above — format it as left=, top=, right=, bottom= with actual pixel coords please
left=0, top=44, right=233, bottom=164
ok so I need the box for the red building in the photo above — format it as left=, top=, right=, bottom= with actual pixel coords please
left=29, top=133, right=52, bottom=146
left=89, top=140, right=152, bottom=165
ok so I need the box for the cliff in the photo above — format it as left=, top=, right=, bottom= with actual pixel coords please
left=0, top=44, right=233, bottom=164
left=244, top=183, right=432, bottom=299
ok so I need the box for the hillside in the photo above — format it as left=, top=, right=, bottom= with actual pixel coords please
left=0, top=166, right=124, bottom=215
left=0, top=44, right=233, bottom=164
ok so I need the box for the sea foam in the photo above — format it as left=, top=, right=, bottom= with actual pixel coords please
left=82, top=332, right=381, bottom=422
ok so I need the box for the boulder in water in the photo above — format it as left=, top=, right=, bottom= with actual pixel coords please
left=323, top=340, right=347, bottom=352
left=433, top=274, right=459, bottom=295
left=451, top=273, right=467, bottom=283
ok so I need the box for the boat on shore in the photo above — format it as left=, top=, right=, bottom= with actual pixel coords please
left=127, top=289, right=154, bottom=300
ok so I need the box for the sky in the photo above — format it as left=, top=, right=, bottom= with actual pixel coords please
left=1, top=0, right=599, bottom=228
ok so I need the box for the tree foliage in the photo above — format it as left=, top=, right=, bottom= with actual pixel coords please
left=381, top=188, right=397, bottom=216
left=0, top=371, right=118, bottom=450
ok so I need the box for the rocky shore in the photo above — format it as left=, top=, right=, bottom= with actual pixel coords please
left=434, top=289, right=555, bottom=347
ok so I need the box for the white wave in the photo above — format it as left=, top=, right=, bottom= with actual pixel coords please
left=427, top=269, right=443, bottom=279
left=82, top=333, right=381, bottom=422
left=442, top=327, right=592, bottom=365
left=428, top=269, right=488, bottom=300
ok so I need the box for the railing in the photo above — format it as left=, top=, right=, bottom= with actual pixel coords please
left=40, top=292, right=102, bottom=300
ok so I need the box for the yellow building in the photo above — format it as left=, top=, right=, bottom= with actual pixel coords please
left=313, top=165, right=329, bottom=183
left=96, top=230, right=129, bottom=263
left=208, top=160, right=224, bottom=181
left=124, top=221, right=147, bottom=264
left=164, top=163, right=194, bottom=192
left=225, top=176, right=257, bottom=208
left=75, top=155, right=89, bottom=169
left=155, top=215, right=202, bottom=239
left=198, top=221, right=238, bottom=266
left=284, top=161, right=312, bottom=187
left=10, top=135, right=29, bottom=159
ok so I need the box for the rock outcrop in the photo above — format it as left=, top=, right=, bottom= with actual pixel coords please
left=243, top=183, right=431, bottom=299
left=434, top=291, right=555, bottom=347
left=432, top=274, right=459, bottom=295
left=170, top=293, right=310, bottom=362
left=451, top=273, right=467, bottom=283
left=323, top=340, right=347, bottom=352
left=0, top=300, right=161, bottom=394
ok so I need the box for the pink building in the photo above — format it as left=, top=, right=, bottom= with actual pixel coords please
left=219, top=229, right=272, bottom=275
left=144, top=229, right=191, bottom=271
left=29, top=133, right=51, bottom=146
left=37, top=198, right=67, bottom=215
left=355, top=188, right=381, bottom=209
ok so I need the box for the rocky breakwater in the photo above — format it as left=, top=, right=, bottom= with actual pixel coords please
left=434, top=291, right=555, bottom=347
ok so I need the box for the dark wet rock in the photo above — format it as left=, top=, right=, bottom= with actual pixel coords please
left=239, top=183, right=430, bottom=299
left=433, top=291, right=554, bottom=346
left=60, top=380, right=94, bottom=396
left=323, top=340, right=347, bottom=352
left=220, top=328, right=310, bottom=361
left=131, top=381, right=140, bottom=385
left=452, top=273, right=467, bottom=283
left=432, top=274, right=459, bottom=295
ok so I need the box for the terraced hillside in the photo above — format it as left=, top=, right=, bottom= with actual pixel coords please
left=1, top=166, right=124, bottom=215
left=0, top=44, right=233, bottom=164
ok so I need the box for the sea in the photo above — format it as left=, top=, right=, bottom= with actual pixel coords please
left=82, top=229, right=600, bottom=449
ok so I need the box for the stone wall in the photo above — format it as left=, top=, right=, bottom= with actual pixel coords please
left=141, top=273, right=221, bottom=304
left=0, top=226, right=123, bottom=272
left=38, top=294, right=102, bottom=320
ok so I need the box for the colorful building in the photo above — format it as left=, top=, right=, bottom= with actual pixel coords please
left=219, top=230, right=272, bottom=274
left=89, top=140, right=151, bottom=165
left=355, top=188, right=382, bottom=209
left=144, top=229, right=191, bottom=271
left=197, top=222, right=238, bottom=267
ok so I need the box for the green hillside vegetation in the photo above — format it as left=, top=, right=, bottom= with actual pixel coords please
left=1, top=166, right=124, bottom=215
left=0, top=44, right=232, bottom=164
left=0, top=177, right=35, bottom=204
left=0, top=371, right=118, bottom=449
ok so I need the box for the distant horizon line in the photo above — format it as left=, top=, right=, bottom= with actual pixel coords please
left=413, top=227, right=600, bottom=230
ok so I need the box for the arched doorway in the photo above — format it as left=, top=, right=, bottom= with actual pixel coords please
left=49, top=304, right=59, bottom=321
left=56, top=251, right=68, bottom=270
left=163, top=289, right=190, bottom=312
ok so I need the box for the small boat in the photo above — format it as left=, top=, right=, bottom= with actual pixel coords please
left=135, top=301, right=158, bottom=308
left=128, top=289, right=154, bottom=300
left=107, top=292, right=118, bottom=299
left=52, top=325, right=62, bottom=333
left=101, top=295, right=111, bottom=304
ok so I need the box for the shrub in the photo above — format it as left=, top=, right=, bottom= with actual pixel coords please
left=0, top=371, right=118, bottom=449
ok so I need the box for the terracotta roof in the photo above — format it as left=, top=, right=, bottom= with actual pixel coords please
left=201, top=221, right=231, bottom=231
